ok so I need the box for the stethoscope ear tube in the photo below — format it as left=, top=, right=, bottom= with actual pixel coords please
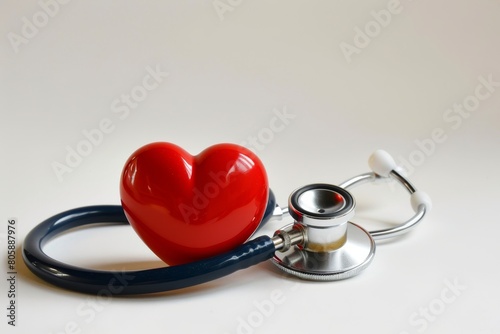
left=339, top=171, right=431, bottom=241
left=22, top=205, right=277, bottom=295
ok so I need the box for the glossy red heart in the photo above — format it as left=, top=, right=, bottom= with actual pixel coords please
left=120, top=142, right=269, bottom=265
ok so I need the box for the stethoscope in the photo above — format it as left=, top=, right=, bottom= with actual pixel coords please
left=23, top=148, right=431, bottom=295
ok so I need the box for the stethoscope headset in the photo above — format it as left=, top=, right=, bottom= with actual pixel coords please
left=23, top=143, right=431, bottom=295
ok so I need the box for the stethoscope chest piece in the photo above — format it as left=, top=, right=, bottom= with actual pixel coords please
left=272, top=184, right=376, bottom=281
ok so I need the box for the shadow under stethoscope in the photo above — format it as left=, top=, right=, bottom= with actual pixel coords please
left=17, top=250, right=248, bottom=299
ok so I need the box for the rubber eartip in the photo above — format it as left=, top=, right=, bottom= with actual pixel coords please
left=410, top=191, right=432, bottom=212
left=368, top=150, right=396, bottom=177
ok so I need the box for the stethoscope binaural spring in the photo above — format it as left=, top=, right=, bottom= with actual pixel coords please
left=22, top=148, right=431, bottom=295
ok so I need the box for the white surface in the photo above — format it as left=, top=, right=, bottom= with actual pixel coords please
left=1, top=1, right=499, bottom=333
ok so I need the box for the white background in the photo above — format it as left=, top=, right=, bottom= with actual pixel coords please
left=1, top=1, right=499, bottom=333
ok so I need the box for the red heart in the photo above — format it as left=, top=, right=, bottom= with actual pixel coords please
left=120, top=142, right=269, bottom=265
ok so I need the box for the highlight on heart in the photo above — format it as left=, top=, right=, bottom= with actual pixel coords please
left=177, top=158, right=247, bottom=224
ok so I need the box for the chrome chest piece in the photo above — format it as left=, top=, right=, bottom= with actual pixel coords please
left=272, top=184, right=375, bottom=281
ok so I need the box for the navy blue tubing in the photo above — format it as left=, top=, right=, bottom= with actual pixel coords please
left=23, top=191, right=277, bottom=295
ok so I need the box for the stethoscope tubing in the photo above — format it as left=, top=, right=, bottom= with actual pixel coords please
left=23, top=194, right=278, bottom=295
